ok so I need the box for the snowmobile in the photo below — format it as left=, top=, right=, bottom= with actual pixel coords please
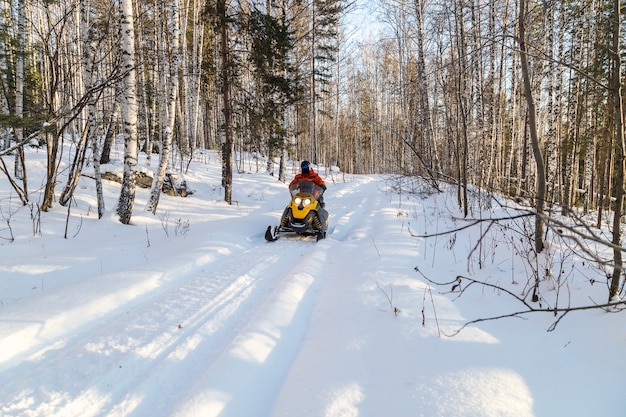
left=265, top=179, right=329, bottom=242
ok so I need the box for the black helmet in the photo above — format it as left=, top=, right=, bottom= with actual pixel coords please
left=301, top=160, right=310, bottom=173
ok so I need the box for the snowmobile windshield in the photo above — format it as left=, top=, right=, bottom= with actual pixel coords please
left=289, top=179, right=324, bottom=200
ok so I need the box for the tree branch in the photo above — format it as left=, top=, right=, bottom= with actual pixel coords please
left=415, top=269, right=626, bottom=336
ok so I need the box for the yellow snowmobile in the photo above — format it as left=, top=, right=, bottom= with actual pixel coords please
left=265, top=179, right=329, bottom=242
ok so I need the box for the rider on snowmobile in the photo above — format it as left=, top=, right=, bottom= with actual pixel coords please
left=290, top=161, right=326, bottom=206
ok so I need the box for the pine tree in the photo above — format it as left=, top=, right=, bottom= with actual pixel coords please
left=245, top=2, right=300, bottom=176
left=308, top=0, right=343, bottom=163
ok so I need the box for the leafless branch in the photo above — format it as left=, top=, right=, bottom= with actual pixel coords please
left=415, top=269, right=626, bottom=336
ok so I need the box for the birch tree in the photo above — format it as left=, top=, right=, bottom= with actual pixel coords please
left=0, top=0, right=11, bottom=151
left=13, top=0, right=24, bottom=180
left=116, top=0, right=139, bottom=224
left=147, top=0, right=180, bottom=214
left=83, top=0, right=106, bottom=218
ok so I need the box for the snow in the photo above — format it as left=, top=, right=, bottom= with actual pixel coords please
left=0, top=147, right=624, bottom=417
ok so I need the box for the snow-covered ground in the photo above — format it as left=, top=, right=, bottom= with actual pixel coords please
left=0, top=147, right=623, bottom=417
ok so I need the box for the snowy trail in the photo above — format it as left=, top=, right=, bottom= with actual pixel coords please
left=0, top=176, right=381, bottom=417
left=1, top=162, right=624, bottom=417
left=271, top=180, right=418, bottom=416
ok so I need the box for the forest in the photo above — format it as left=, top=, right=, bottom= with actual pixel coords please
left=1, top=0, right=626, bottom=302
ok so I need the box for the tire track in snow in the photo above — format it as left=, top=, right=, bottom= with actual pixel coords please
left=170, top=246, right=329, bottom=417
left=329, top=177, right=386, bottom=242
left=271, top=180, right=396, bottom=417
left=0, top=238, right=315, bottom=417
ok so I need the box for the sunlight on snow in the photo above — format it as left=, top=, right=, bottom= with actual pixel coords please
left=44, top=387, right=110, bottom=417
left=0, top=264, right=68, bottom=274
left=416, top=368, right=534, bottom=417
left=230, top=271, right=314, bottom=364
left=168, top=333, right=204, bottom=362
left=27, top=339, right=67, bottom=362
left=175, top=390, right=229, bottom=417
left=230, top=328, right=279, bottom=364
left=357, top=276, right=501, bottom=344
left=0, top=326, right=44, bottom=364
left=323, top=382, right=364, bottom=417
left=105, top=393, right=144, bottom=417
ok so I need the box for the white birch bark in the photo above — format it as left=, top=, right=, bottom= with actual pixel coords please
left=116, top=0, right=139, bottom=224
left=14, top=0, right=25, bottom=179
left=146, top=0, right=180, bottom=214
left=0, top=0, right=10, bottom=151
left=179, top=3, right=193, bottom=155
left=189, top=1, right=205, bottom=152
left=81, top=0, right=105, bottom=218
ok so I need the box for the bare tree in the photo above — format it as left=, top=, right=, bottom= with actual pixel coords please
left=608, top=0, right=624, bottom=302
left=518, top=0, right=545, bottom=254
left=219, top=0, right=234, bottom=204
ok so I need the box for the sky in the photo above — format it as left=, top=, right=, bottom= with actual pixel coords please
left=342, top=0, right=384, bottom=44
left=0, top=146, right=624, bottom=417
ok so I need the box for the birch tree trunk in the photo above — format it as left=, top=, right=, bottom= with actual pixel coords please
left=147, top=0, right=180, bottom=214
left=59, top=1, right=92, bottom=208
left=116, top=0, right=139, bottom=224
left=81, top=0, right=105, bottom=218
left=0, top=0, right=10, bottom=151
left=14, top=0, right=25, bottom=181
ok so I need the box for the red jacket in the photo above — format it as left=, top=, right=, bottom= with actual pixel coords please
left=289, top=168, right=326, bottom=189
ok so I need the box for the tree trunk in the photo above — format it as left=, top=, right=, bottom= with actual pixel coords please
left=518, top=0, right=546, bottom=254
left=310, top=0, right=317, bottom=164
left=0, top=1, right=10, bottom=151
left=147, top=0, right=180, bottom=214
left=14, top=0, right=25, bottom=180
left=116, top=0, right=139, bottom=224
left=219, top=0, right=233, bottom=204
left=100, top=100, right=118, bottom=165
left=609, top=0, right=624, bottom=302
left=80, top=0, right=105, bottom=219
left=60, top=1, right=95, bottom=209
left=59, top=123, right=89, bottom=206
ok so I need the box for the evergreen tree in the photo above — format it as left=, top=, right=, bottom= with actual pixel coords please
left=308, top=0, right=343, bottom=163
left=245, top=3, right=300, bottom=176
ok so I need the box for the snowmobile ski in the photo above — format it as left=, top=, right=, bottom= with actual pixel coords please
left=265, top=225, right=279, bottom=242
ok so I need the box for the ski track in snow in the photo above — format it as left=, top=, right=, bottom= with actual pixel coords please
left=0, top=177, right=381, bottom=417
left=272, top=178, right=405, bottom=416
